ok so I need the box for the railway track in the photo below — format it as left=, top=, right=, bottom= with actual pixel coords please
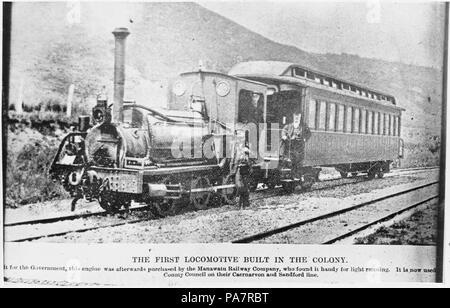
left=232, top=180, right=439, bottom=244
left=4, top=204, right=151, bottom=228
left=322, top=194, right=439, bottom=244
left=5, top=167, right=439, bottom=243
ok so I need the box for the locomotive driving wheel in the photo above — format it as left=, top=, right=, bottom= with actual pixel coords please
left=190, top=177, right=212, bottom=210
left=154, top=176, right=184, bottom=217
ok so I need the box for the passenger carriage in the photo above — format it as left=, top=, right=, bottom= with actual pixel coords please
left=229, top=61, right=404, bottom=187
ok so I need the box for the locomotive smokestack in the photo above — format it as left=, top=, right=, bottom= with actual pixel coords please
left=112, top=27, right=130, bottom=123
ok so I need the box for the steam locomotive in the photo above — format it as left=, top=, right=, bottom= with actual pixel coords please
left=49, top=28, right=404, bottom=216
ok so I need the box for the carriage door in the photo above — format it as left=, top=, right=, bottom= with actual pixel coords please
left=236, top=87, right=265, bottom=158
left=277, top=86, right=304, bottom=158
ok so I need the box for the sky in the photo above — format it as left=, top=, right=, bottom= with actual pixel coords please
left=200, top=1, right=446, bottom=69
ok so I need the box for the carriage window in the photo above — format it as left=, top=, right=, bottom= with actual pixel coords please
left=388, top=115, right=393, bottom=135
left=328, top=103, right=336, bottom=131
left=352, top=108, right=360, bottom=133
left=385, top=114, right=389, bottom=135
left=294, top=68, right=306, bottom=78
left=392, top=115, right=396, bottom=135
left=393, top=116, right=397, bottom=136
left=383, top=114, right=387, bottom=135
left=318, top=101, right=327, bottom=130
left=386, top=114, right=390, bottom=135
left=367, top=111, right=373, bottom=134
left=307, top=71, right=315, bottom=80
left=380, top=113, right=385, bottom=135
left=373, top=112, right=379, bottom=134
left=360, top=109, right=366, bottom=134
left=308, top=100, right=317, bottom=129
left=345, top=106, right=352, bottom=133
left=337, top=105, right=345, bottom=132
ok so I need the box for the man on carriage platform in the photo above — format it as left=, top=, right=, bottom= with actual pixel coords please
left=280, top=113, right=311, bottom=178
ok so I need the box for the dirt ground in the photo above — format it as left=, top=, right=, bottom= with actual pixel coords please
left=354, top=202, right=439, bottom=245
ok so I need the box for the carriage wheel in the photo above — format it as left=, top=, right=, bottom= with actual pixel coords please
left=340, top=171, right=348, bottom=178
left=190, top=177, right=212, bottom=210
left=377, top=169, right=385, bottom=178
left=98, top=191, right=122, bottom=213
left=221, top=174, right=237, bottom=205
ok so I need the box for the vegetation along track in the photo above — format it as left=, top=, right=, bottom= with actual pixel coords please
left=232, top=180, right=439, bottom=244
left=5, top=167, right=438, bottom=242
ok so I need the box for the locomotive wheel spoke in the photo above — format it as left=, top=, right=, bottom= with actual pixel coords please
left=190, top=177, right=212, bottom=210
left=159, top=176, right=185, bottom=216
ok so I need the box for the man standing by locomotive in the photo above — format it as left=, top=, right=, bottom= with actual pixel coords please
left=281, top=113, right=311, bottom=178
left=233, top=141, right=251, bottom=209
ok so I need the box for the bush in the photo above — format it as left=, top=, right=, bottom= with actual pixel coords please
left=5, top=137, right=69, bottom=208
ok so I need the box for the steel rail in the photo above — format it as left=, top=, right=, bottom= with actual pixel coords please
left=9, top=218, right=151, bottom=242
left=4, top=205, right=150, bottom=227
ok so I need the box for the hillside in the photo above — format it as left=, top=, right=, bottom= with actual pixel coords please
left=9, top=2, right=443, bottom=135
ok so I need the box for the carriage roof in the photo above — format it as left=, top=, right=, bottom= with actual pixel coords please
left=229, top=61, right=401, bottom=110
